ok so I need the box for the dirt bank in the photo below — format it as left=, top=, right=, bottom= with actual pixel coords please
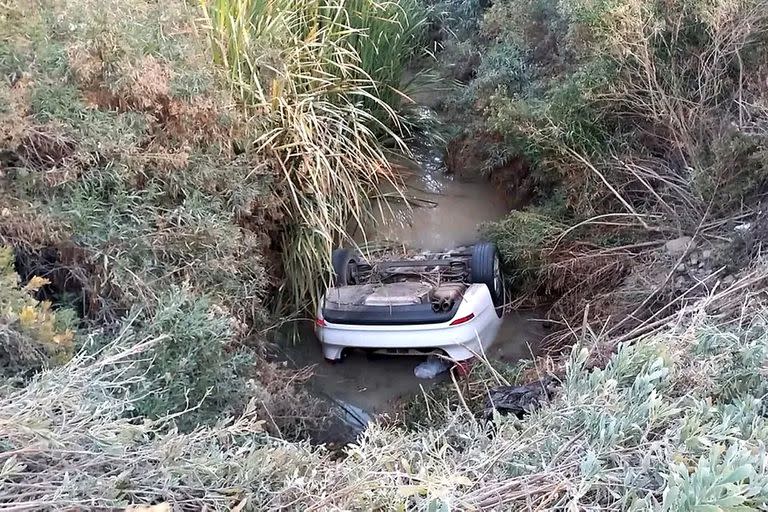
left=446, top=130, right=534, bottom=210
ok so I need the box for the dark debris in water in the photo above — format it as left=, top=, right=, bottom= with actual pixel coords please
left=483, top=376, right=559, bottom=419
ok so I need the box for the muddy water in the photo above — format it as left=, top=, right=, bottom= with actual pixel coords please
left=280, top=104, right=545, bottom=440
left=360, top=139, right=511, bottom=251
left=284, top=310, right=545, bottom=420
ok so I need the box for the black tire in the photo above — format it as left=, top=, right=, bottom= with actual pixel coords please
left=331, top=248, right=359, bottom=287
left=471, top=242, right=505, bottom=317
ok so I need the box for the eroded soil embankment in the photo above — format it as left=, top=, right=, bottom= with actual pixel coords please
left=446, top=130, right=535, bottom=211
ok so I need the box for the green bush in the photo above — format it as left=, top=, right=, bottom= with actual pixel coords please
left=482, top=211, right=564, bottom=286
left=1, top=0, right=274, bottom=429
left=461, top=0, right=768, bottom=212
left=0, top=247, right=77, bottom=376
left=468, top=43, right=529, bottom=97
left=486, top=58, right=615, bottom=167
left=124, top=288, right=254, bottom=431
left=432, top=0, right=487, bottom=35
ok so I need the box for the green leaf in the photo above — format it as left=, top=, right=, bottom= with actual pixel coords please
left=716, top=494, right=747, bottom=507
left=720, top=465, right=753, bottom=485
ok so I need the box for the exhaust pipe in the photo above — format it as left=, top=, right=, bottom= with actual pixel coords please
left=432, top=298, right=455, bottom=313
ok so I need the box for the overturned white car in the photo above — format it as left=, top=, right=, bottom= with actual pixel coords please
left=315, top=243, right=505, bottom=362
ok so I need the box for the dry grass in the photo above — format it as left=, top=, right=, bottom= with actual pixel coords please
left=0, top=0, right=324, bottom=437
left=473, top=0, right=768, bottom=355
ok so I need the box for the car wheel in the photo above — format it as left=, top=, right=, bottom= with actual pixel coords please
left=471, top=242, right=505, bottom=317
left=331, top=248, right=359, bottom=286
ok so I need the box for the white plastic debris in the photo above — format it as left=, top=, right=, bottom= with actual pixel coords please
left=335, top=399, right=371, bottom=430
left=414, top=355, right=451, bottom=379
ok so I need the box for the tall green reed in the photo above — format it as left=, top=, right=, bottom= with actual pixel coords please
left=199, top=0, right=427, bottom=311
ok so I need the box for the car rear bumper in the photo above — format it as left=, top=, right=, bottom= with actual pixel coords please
left=315, top=284, right=503, bottom=361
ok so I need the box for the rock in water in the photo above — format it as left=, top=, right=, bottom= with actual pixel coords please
left=665, top=236, right=694, bottom=256
left=484, top=377, right=558, bottom=419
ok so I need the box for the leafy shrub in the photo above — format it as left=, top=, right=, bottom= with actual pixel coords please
left=487, top=58, right=615, bottom=169
left=0, top=0, right=280, bottom=432
left=482, top=211, right=564, bottom=285
left=465, top=43, right=529, bottom=99
left=124, top=288, right=255, bottom=431
left=0, top=246, right=77, bottom=376
left=467, top=0, right=768, bottom=213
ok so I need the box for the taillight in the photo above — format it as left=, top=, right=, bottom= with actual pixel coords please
left=315, top=317, right=327, bottom=327
left=450, top=313, right=475, bottom=326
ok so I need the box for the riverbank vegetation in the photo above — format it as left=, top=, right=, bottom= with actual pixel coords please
left=439, top=0, right=768, bottom=351
left=200, top=0, right=427, bottom=309
left=6, top=258, right=768, bottom=509
left=1, top=0, right=425, bottom=431
left=3, top=0, right=768, bottom=509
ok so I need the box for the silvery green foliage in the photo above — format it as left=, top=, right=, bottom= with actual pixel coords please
left=389, top=317, right=768, bottom=509
left=482, top=320, right=768, bottom=510
left=5, top=310, right=768, bottom=510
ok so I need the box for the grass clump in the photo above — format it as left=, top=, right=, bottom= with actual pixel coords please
left=199, top=0, right=428, bottom=310
left=116, top=288, right=255, bottom=431
left=482, top=211, right=565, bottom=288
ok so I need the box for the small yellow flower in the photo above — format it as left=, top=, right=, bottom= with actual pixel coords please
left=24, top=276, right=51, bottom=293
left=18, top=305, right=38, bottom=326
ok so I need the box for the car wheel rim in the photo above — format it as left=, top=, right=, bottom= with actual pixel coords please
left=347, top=261, right=357, bottom=284
left=493, top=255, right=502, bottom=298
